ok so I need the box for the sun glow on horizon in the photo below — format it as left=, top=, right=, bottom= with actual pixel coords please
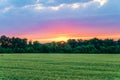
left=17, top=32, right=120, bottom=43
left=53, top=36, right=70, bottom=42
left=37, top=36, right=70, bottom=43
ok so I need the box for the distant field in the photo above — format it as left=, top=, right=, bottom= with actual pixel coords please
left=0, top=54, right=120, bottom=80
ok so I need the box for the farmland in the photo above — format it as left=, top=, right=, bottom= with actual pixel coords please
left=0, top=54, right=120, bottom=80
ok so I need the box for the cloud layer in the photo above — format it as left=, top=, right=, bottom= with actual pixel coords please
left=0, top=0, right=108, bottom=13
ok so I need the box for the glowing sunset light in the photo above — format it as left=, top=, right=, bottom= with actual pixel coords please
left=0, top=0, right=120, bottom=43
left=38, top=36, right=70, bottom=43
left=51, top=36, right=70, bottom=42
left=17, top=32, right=120, bottom=43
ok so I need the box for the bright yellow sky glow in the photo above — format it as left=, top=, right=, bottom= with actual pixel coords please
left=53, top=36, right=70, bottom=41
left=39, top=36, right=70, bottom=43
left=18, top=33, right=120, bottom=43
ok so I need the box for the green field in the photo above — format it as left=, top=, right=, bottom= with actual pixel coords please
left=0, top=54, right=120, bottom=80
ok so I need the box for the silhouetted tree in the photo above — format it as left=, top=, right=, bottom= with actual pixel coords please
left=0, top=35, right=120, bottom=53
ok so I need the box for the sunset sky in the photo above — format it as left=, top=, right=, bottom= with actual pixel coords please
left=0, top=0, right=120, bottom=43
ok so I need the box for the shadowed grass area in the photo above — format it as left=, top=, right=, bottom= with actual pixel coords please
left=0, top=54, right=120, bottom=80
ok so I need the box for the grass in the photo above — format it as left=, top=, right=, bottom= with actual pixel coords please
left=0, top=54, right=120, bottom=80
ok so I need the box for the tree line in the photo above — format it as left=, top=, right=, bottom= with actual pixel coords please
left=0, top=35, right=120, bottom=53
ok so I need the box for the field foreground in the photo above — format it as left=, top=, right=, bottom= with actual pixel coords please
left=0, top=54, right=120, bottom=80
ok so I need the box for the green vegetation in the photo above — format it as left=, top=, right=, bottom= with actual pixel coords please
left=0, top=54, right=120, bottom=80
left=0, top=35, right=120, bottom=53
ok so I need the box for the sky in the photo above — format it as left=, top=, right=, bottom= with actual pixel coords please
left=0, top=0, right=120, bottom=43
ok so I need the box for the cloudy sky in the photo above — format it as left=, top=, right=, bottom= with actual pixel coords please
left=0, top=0, right=120, bottom=42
